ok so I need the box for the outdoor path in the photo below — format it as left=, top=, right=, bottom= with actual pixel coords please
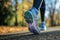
left=0, top=27, right=60, bottom=40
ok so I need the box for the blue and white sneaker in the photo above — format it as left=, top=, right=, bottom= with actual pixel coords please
left=24, top=7, right=40, bottom=34
left=40, top=21, right=46, bottom=31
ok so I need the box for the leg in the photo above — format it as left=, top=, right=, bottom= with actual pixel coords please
left=40, top=0, right=45, bottom=22
left=40, top=0, right=46, bottom=30
left=33, top=0, right=41, bottom=9
left=24, top=0, right=42, bottom=34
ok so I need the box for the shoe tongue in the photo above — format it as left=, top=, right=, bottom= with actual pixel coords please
left=33, top=8, right=38, bottom=15
left=31, top=7, right=38, bottom=15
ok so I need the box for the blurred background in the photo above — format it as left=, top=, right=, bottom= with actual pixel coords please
left=0, top=0, right=33, bottom=26
left=0, top=0, right=60, bottom=26
left=0, top=0, right=60, bottom=34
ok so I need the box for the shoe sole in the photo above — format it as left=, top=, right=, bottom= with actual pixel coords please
left=24, top=11, right=33, bottom=23
left=24, top=11, right=40, bottom=34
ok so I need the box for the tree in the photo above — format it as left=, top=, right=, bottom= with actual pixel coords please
left=0, top=0, right=14, bottom=25
left=47, top=0, right=57, bottom=26
left=15, top=0, right=18, bottom=26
